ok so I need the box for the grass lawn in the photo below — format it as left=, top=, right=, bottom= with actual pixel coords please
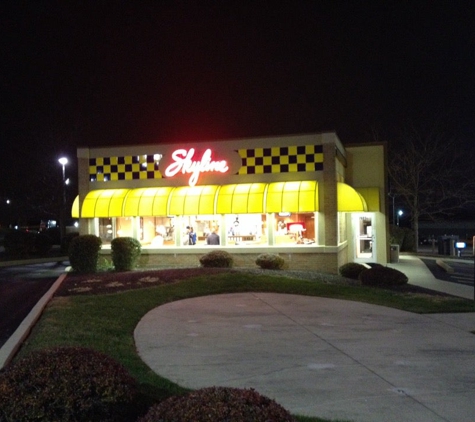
left=16, top=271, right=475, bottom=422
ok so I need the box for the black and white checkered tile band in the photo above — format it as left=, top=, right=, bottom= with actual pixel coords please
left=89, top=145, right=324, bottom=182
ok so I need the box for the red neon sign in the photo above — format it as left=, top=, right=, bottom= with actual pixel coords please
left=164, top=148, right=229, bottom=186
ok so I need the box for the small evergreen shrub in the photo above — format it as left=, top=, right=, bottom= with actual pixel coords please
left=359, top=266, right=409, bottom=287
left=138, top=387, right=296, bottom=422
left=339, top=262, right=367, bottom=279
left=68, top=234, right=102, bottom=273
left=0, top=346, right=138, bottom=422
left=255, top=253, right=285, bottom=270
left=111, top=237, right=142, bottom=271
left=3, top=229, right=35, bottom=258
left=199, top=250, right=234, bottom=268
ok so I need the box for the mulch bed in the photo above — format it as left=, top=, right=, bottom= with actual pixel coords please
left=54, top=267, right=456, bottom=298
left=55, top=268, right=230, bottom=297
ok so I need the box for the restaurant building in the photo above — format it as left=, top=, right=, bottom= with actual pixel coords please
left=72, top=132, right=388, bottom=273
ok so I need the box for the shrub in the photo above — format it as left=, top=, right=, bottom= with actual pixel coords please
left=138, top=386, right=295, bottom=422
left=359, top=266, right=409, bottom=287
left=111, top=237, right=142, bottom=271
left=255, top=253, right=285, bottom=270
left=339, top=262, right=367, bottom=279
left=0, top=346, right=138, bottom=422
left=199, top=250, right=234, bottom=268
left=68, top=234, right=102, bottom=273
left=3, top=229, right=35, bottom=258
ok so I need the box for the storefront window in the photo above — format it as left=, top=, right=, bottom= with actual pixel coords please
left=274, top=213, right=316, bottom=245
left=225, top=214, right=266, bottom=245
left=141, top=216, right=175, bottom=246
left=96, top=212, right=318, bottom=248
left=98, top=218, right=114, bottom=244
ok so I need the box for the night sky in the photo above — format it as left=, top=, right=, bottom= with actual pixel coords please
left=1, top=1, right=474, bottom=220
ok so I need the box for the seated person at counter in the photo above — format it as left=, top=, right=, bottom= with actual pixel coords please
left=206, top=230, right=220, bottom=245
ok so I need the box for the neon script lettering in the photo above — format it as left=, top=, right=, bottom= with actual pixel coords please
left=164, top=148, right=229, bottom=186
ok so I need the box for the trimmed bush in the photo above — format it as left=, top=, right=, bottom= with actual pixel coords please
left=138, top=386, right=295, bottom=422
left=111, top=237, right=142, bottom=271
left=199, top=250, right=234, bottom=268
left=255, top=253, right=285, bottom=270
left=339, top=262, right=367, bottom=279
left=0, top=346, right=138, bottom=422
left=359, top=266, right=409, bottom=287
left=68, top=234, right=102, bottom=273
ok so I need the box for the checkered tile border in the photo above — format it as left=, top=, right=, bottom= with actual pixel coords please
left=89, top=145, right=324, bottom=182
left=89, top=155, right=162, bottom=182
left=237, top=145, right=323, bottom=175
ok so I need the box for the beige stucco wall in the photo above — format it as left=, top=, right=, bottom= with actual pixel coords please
left=345, top=143, right=388, bottom=264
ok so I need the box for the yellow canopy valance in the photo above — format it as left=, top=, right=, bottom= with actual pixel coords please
left=74, top=181, right=373, bottom=217
left=168, top=185, right=219, bottom=216
left=216, top=183, right=267, bottom=214
left=123, top=187, right=174, bottom=217
left=81, top=189, right=129, bottom=218
left=337, top=183, right=368, bottom=212
left=266, top=181, right=318, bottom=213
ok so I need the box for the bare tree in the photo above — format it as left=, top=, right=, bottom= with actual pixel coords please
left=387, top=123, right=475, bottom=249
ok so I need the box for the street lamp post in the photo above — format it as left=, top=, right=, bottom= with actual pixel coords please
left=397, top=209, right=403, bottom=226
left=58, top=157, right=68, bottom=240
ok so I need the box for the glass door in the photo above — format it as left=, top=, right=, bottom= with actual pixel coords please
left=353, top=214, right=375, bottom=261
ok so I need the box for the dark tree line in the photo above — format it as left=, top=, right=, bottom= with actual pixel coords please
left=385, top=122, right=475, bottom=249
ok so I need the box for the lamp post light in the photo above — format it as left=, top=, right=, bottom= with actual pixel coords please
left=58, top=157, right=68, bottom=239
left=397, top=209, right=403, bottom=226
left=58, top=157, right=68, bottom=205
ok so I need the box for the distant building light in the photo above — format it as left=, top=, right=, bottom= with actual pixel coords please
left=455, top=242, right=466, bottom=249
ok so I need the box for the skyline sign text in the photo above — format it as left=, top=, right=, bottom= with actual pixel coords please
left=164, top=148, right=229, bottom=186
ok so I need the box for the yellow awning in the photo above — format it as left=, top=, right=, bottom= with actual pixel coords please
left=76, top=181, right=350, bottom=217
left=168, top=185, right=219, bottom=215
left=266, top=181, right=318, bottom=213
left=71, top=195, right=80, bottom=218
left=81, top=189, right=129, bottom=217
left=337, top=183, right=368, bottom=212
left=355, top=187, right=380, bottom=212
left=123, top=187, right=174, bottom=217
left=216, top=183, right=267, bottom=214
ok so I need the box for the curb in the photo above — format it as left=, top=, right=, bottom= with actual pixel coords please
left=436, top=258, right=455, bottom=274
left=0, top=271, right=69, bottom=369
left=0, top=256, right=68, bottom=268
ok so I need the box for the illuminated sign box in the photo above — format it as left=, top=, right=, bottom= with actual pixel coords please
left=455, top=242, right=466, bottom=249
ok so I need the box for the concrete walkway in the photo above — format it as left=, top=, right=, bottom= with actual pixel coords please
left=135, top=256, right=475, bottom=422
left=388, top=254, right=474, bottom=300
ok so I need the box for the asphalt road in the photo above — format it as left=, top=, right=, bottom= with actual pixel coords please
left=0, top=262, right=67, bottom=349
left=420, top=258, right=474, bottom=286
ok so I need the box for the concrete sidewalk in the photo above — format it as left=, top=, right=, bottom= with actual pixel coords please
left=388, top=254, right=474, bottom=300
left=135, top=256, right=475, bottom=422
left=135, top=293, right=475, bottom=422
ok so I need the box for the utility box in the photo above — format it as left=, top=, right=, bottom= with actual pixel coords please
left=390, top=244, right=400, bottom=263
